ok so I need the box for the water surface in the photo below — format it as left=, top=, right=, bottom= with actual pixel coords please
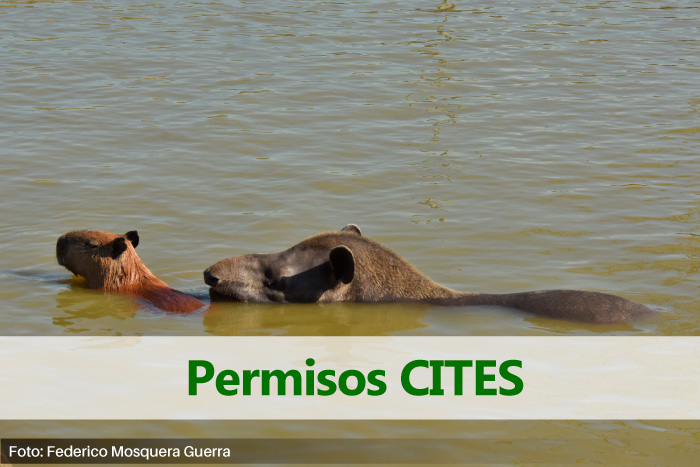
left=2, top=0, right=699, bottom=464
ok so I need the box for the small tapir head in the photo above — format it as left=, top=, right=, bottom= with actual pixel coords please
left=203, top=225, right=363, bottom=303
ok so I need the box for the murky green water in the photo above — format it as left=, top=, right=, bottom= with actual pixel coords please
left=2, top=0, right=699, bottom=464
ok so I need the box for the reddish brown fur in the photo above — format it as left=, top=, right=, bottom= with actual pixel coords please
left=57, top=230, right=204, bottom=313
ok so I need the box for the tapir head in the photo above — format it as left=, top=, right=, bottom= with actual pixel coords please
left=203, top=225, right=362, bottom=303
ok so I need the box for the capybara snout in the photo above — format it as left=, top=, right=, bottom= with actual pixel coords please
left=56, top=235, right=69, bottom=265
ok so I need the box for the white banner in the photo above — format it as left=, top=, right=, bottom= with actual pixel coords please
left=1, top=336, right=698, bottom=420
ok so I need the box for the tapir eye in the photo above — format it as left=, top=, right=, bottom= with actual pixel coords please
left=263, top=272, right=284, bottom=290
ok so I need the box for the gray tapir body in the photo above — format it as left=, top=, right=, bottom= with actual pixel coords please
left=204, top=225, right=654, bottom=324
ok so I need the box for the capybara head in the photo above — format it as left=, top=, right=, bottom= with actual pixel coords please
left=56, top=230, right=141, bottom=289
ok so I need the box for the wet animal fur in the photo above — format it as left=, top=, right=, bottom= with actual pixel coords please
left=57, top=230, right=204, bottom=313
left=204, top=225, right=654, bottom=324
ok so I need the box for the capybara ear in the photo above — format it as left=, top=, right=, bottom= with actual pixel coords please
left=112, top=237, right=128, bottom=259
left=125, top=230, right=139, bottom=248
left=340, top=224, right=362, bottom=236
left=329, top=245, right=355, bottom=284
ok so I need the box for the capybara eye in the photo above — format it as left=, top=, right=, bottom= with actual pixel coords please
left=85, top=240, right=98, bottom=249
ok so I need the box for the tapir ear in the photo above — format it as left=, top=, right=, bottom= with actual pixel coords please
left=340, top=224, right=361, bottom=236
left=329, top=245, right=355, bottom=284
left=125, top=230, right=139, bottom=248
left=112, top=237, right=128, bottom=259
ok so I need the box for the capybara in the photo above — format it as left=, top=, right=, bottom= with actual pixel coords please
left=57, top=230, right=204, bottom=313
left=203, top=224, right=654, bottom=323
